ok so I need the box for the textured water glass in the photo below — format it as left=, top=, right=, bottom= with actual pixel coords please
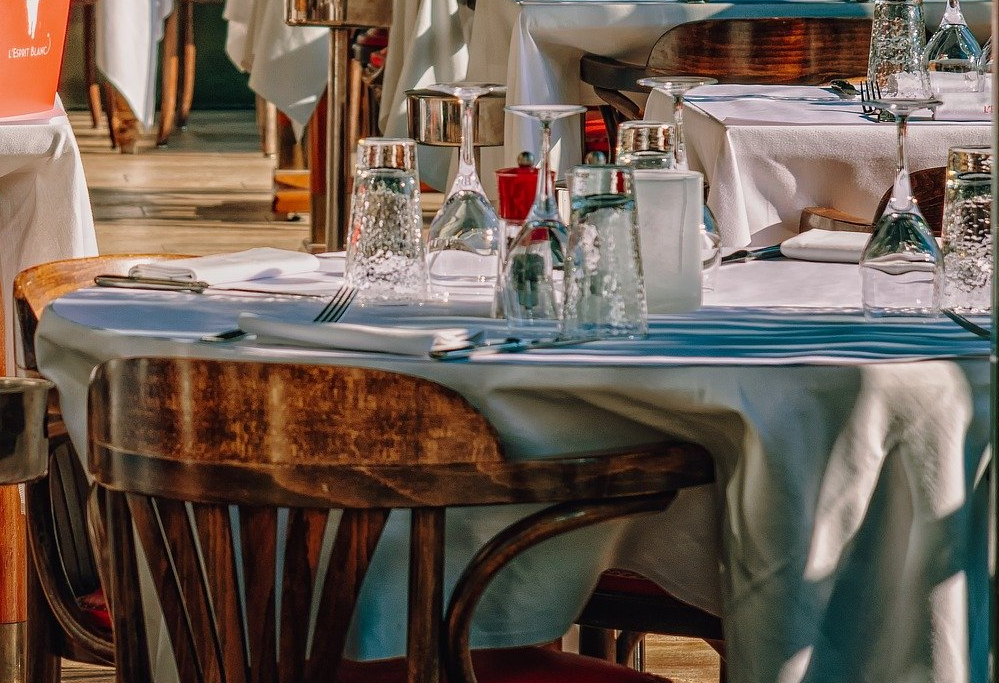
left=868, top=0, right=931, bottom=97
left=941, top=146, right=992, bottom=313
left=344, top=138, right=427, bottom=303
left=701, top=206, right=722, bottom=292
left=923, top=0, right=982, bottom=95
left=859, top=98, right=943, bottom=319
left=562, top=165, right=647, bottom=339
left=615, top=121, right=675, bottom=168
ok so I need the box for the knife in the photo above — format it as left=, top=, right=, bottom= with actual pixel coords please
left=93, top=274, right=325, bottom=298
left=719, top=244, right=784, bottom=265
left=431, top=336, right=603, bottom=360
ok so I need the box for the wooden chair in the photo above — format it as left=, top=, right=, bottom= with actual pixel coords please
left=87, top=357, right=716, bottom=682
left=13, top=254, right=190, bottom=683
left=580, top=17, right=873, bottom=156
left=799, top=167, right=947, bottom=236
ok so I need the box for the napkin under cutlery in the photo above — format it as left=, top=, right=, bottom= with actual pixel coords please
left=130, top=248, right=321, bottom=284
left=237, top=313, right=483, bottom=356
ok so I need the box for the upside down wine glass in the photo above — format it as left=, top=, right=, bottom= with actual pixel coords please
left=426, top=83, right=507, bottom=298
left=500, top=104, right=587, bottom=330
left=859, top=97, right=944, bottom=319
left=636, top=76, right=717, bottom=171
left=923, top=0, right=981, bottom=95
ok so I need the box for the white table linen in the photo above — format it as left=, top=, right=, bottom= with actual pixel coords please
left=97, top=0, right=174, bottom=129
left=1, top=103, right=97, bottom=371
left=644, top=85, right=991, bottom=247
left=444, top=0, right=993, bottom=195
left=223, top=0, right=329, bottom=129
left=35, top=256, right=990, bottom=683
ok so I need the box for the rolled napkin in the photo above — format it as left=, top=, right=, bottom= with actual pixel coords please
left=780, top=229, right=871, bottom=263
left=237, top=313, right=483, bottom=356
left=129, top=248, right=321, bottom=284
left=933, top=91, right=992, bottom=121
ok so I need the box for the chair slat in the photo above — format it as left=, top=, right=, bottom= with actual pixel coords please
left=127, top=494, right=206, bottom=683
left=277, top=509, right=328, bottom=683
left=407, top=508, right=445, bottom=683
left=304, top=509, right=389, bottom=680
left=191, top=504, right=251, bottom=683
left=238, top=507, right=278, bottom=683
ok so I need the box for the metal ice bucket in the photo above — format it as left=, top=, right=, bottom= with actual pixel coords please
left=286, top=0, right=391, bottom=28
left=0, top=378, right=52, bottom=484
left=406, top=89, right=506, bottom=147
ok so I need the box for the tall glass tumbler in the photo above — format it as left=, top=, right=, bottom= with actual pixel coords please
left=868, top=0, right=930, bottom=97
left=941, top=145, right=992, bottom=313
left=562, top=165, right=647, bottom=339
left=344, top=138, right=427, bottom=303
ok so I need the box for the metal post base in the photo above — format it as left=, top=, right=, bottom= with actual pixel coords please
left=0, top=622, right=25, bottom=683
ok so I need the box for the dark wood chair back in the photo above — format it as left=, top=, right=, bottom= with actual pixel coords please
left=88, top=357, right=714, bottom=683
left=645, top=17, right=872, bottom=85
left=873, top=166, right=946, bottom=236
left=13, top=254, right=190, bottom=682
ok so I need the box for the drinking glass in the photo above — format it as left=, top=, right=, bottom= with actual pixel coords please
left=425, top=83, right=506, bottom=298
left=979, top=37, right=993, bottom=91
left=858, top=97, right=944, bottom=319
left=637, top=76, right=717, bottom=171
left=344, top=138, right=427, bottom=303
left=941, top=145, right=992, bottom=313
left=562, top=165, right=647, bottom=339
left=868, top=0, right=931, bottom=97
left=615, top=121, right=675, bottom=168
left=500, top=105, right=587, bottom=331
left=923, top=0, right=982, bottom=95
left=700, top=206, right=722, bottom=291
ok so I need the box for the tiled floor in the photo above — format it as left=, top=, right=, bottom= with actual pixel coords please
left=62, top=109, right=720, bottom=683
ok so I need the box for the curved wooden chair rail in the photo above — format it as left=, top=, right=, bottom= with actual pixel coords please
left=799, top=166, right=946, bottom=237
left=580, top=17, right=873, bottom=154
left=89, top=357, right=715, bottom=682
left=13, top=254, right=191, bottom=683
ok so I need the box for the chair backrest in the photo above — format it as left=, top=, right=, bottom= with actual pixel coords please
left=89, top=357, right=713, bottom=683
left=13, top=253, right=192, bottom=374
left=646, top=17, right=873, bottom=85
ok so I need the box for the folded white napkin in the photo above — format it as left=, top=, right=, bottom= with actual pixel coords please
left=130, top=248, right=321, bottom=284
left=237, top=313, right=483, bottom=356
left=780, top=229, right=871, bottom=263
left=934, top=91, right=992, bottom=121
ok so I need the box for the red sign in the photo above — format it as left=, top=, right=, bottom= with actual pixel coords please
left=0, top=0, right=71, bottom=117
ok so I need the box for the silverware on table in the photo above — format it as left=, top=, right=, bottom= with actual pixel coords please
left=201, top=286, right=357, bottom=343
left=431, top=336, right=602, bottom=360
left=94, top=274, right=326, bottom=298
left=720, top=244, right=783, bottom=265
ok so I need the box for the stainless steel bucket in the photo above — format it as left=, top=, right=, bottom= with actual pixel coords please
left=406, top=89, right=506, bottom=147
left=0, top=378, right=52, bottom=484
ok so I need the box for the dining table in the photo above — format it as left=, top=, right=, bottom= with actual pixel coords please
left=0, top=102, right=98, bottom=374
left=643, top=84, right=992, bottom=247
left=33, top=251, right=990, bottom=683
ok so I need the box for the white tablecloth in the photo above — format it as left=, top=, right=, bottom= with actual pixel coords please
left=434, top=0, right=993, bottom=195
left=1, top=104, right=97, bottom=371
left=34, top=257, right=990, bottom=682
left=223, top=0, right=329, bottom=129
left=97, top=0, right=174, bottom=129
left=643, top=84, right=992, bottom=247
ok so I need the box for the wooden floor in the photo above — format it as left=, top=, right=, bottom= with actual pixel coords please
left=63, top=110, right=720, bottom=683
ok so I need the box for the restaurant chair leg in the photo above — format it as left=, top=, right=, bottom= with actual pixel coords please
left=81, top=3, right=102, bottom=129
left=179, top=0, right=196, bottom=129
left=616, top=630, right=644, bottom=667
left=157, top=9, right=180, bottom=147
left=24, top=562, right=59, bottom=683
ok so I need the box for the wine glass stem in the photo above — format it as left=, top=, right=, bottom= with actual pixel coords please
left=527, top=120, right=557, bottom=221
left=943, top=0, right=964, bottom=25
left=448, top=94, right=486, bottom=196
left=889, top=112, right=915, bottom=213
left=673, top=94, right=688, bottom=171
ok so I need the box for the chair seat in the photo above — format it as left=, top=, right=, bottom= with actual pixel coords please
left=77, top=588, right=112, bottom=632
left=338, top=646, right=669, bottom=683
left=597, top=569, right=670, bottom=597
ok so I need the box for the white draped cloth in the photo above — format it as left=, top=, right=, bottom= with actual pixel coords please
left=0, top=103, right=97, bottom=371
left=96, top=0, right=174, bottom=130
left=34, top=257, right=991, bottom=682
left=223, top=0, right=329, bottom=129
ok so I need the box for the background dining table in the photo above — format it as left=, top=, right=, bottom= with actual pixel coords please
left=643, top=84, right=992, bottom=247
left=0, top=102, right=97, bottom=373
left=33, top=255, right=990, bottom=683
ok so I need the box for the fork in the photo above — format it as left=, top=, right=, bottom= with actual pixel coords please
left=859, top=80, right=897, bottom=122
left=201, top=286, right=357, bottom=342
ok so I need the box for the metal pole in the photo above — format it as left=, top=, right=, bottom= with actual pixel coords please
left=990, top=0, right=997, bottom=678
left=325, top=28, right=351, bottom=252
